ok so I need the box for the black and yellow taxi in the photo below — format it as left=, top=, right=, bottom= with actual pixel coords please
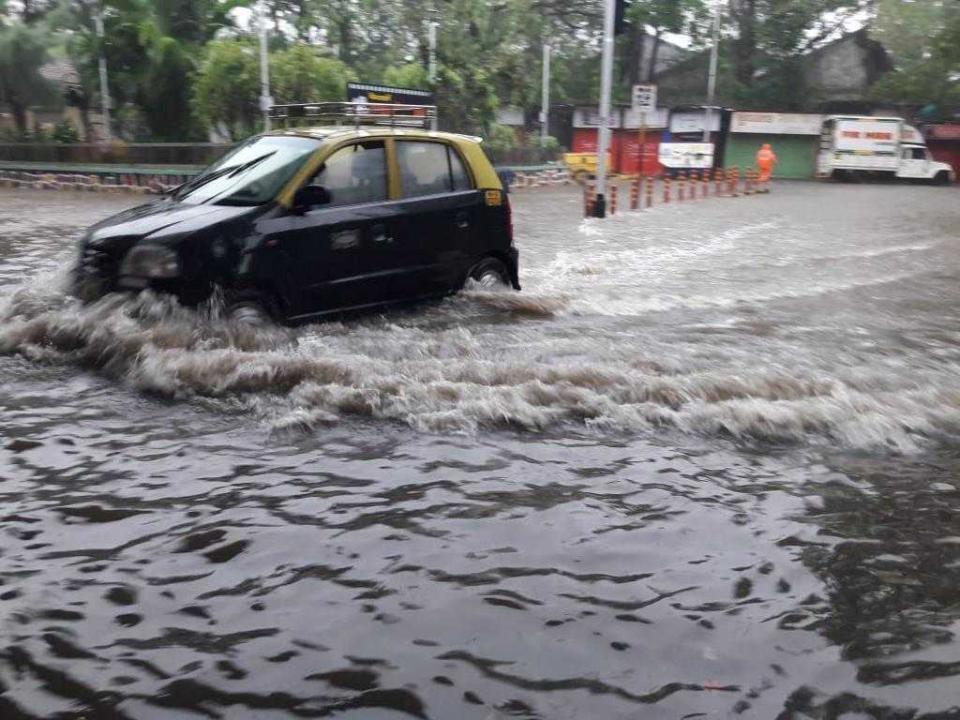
left=73, top=103, right=519, bottom=324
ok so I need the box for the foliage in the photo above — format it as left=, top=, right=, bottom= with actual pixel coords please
left=726, top=0, right=866, bottom=94
left=193, top=39, right=260, bottom=140
left=382, top=62, right=428, bottom=90
left=3, top=0, right=952, bottom=143
left=870, top=3, right=960, bottom=114
left=52, top=117, right=80, bottom=142
left=485, top=122, right=519, bottom=154
left=0, top=22, right=58, bottom=134
left=271, top=44, right=353, bottom=105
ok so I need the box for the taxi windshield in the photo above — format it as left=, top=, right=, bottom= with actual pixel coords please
left=175, top=135, right=322, bottom=206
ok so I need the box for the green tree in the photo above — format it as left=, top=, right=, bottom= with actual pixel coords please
left=193, top=39, right=260, bottom=140
left=382, top=62, right=428, bottom=90
left=271, top=44, right=354, bottom=104
left=0, top=22, right=58, bottom=135
left=139, top=31, right=200, bottom=140
left=871, top=2, right=960, bottom=113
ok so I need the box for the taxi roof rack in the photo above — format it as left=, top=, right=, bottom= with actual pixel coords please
left=268, top=102, right=437, bottom=129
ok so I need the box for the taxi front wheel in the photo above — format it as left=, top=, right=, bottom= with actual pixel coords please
left=225, top=292, right=277, bottom=327
left=469, top=258, right=511, bottom=290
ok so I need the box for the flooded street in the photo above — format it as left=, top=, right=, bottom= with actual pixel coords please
left=2, top=183, right=960, bottom=718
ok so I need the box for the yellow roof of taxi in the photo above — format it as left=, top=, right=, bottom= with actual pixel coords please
left=264, top=127, right=482, bottom=145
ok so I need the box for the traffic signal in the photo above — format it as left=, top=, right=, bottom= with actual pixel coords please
left=614, top=0, right=630, bottom=35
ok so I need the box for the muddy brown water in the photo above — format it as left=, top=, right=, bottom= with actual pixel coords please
left=1, top=184, right=960, bottom=718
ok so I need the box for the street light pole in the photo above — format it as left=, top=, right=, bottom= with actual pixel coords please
left=540, top=43, right=551, bottom=147
left=594, top=0, right=616, bottom=218
left=703, top=0, right=722, bottom=143
left=94, top=3, right=111, bottom=142
left=259, top=3, right=272, bottom=131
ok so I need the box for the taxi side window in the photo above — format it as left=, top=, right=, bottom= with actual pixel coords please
left=312, top=141, right=387, bottom=207
left=398, top=141, right=473, bottom=198
left=450, top=149, right=471, bottom=191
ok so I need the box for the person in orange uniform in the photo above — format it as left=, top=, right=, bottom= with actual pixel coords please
left=756, top=143, right=777, bottom=192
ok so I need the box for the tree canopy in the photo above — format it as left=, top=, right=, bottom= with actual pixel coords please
left=0, top=0, right=955, bottom=143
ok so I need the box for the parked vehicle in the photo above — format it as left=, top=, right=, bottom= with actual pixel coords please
left=817, top=116, right=955, bottom=184
left=563, top=151, right=611, bottom=184
left=73, top=103, right=520, bottom=325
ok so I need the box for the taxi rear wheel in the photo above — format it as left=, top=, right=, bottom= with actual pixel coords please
left=469, top=258, right=511, bottom=290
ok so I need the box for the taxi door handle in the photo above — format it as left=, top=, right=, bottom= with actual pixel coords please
left=371, top=223, right=394, bottom=244
left=455, top=211, right=471, bottom=229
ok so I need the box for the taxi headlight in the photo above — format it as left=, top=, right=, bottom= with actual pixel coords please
left=120, top=244, right=180, bottom=278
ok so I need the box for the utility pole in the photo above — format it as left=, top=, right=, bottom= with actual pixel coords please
left=593, top=0, right=616, bottom=218
left=427, top=19, right=439, bottom=130
left=703, top=0, right=722, bottom=143
left=428, top=21, right=438, bottom=84
left=94, top=3, right=111, bottom=142
left=540, top=43, right=551, bottom=147
left=259, top=2, right=272, bottom=131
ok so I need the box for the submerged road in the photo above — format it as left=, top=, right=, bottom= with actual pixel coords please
left=1, top=182, right=960, bottom=718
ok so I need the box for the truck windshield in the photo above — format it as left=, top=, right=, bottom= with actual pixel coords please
left=175, top=136, right=322, bottom=206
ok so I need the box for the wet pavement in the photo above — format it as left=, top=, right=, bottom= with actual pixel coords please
left=1, top=183, right=960, bottom=718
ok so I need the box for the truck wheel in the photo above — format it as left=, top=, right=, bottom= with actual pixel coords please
left=934, top=171, right=951, bottom=186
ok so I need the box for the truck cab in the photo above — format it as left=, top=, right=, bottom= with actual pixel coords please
left=897, top=144, right=953, bottom=184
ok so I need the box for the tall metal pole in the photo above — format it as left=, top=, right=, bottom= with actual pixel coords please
left=540, top=43, right=551, bottom=147
left=703, top=0, right=722, bottom=143
left=259, top=2, right=272, bottom=131
left=428, top=20, right=439, bottom=130
left=594, top=0, right=616, bottom=218
left=94, top=4, right=112, bottom=142
left=428, top=21, right=438, bottom=83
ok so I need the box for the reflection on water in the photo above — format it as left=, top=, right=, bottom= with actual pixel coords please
left=2, top=185, right=960, bottom=717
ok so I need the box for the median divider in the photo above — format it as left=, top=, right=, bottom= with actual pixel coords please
left=581, top=166, right=774, bottom=217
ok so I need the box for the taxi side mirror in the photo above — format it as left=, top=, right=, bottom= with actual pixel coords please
left=293, top=185, right=331, bottom=212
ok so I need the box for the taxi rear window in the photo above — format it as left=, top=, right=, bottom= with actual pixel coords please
left=397, top=141, right=473, bottom=198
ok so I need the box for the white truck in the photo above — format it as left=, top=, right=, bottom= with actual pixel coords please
left=817, top=115, right=955, bottom=184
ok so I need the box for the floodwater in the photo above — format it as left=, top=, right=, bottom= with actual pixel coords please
left=1, top=183, right=960, bottom=719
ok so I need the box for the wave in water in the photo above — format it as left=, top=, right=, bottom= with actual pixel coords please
left=3, top=272, right=960, bottom=452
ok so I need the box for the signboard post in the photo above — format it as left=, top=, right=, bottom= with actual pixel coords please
left=632, top=84, right=656, bottom=178
left=593, top=0, right=617, bottom=218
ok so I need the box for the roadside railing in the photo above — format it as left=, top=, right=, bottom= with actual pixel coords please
left=0, top=143, right=234, bottom=166
left=0, top=142, right=562, bottom=169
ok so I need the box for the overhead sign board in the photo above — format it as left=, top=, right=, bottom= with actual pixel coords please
left=631, top=84, right=657, bottom=112
left=573, top=107, right=622, bottom=129
left=346, top=82, right=433, bottom=106
left=658, top=142, right=714, bottom=169
left=622, top=107, right=668, bottom=129
left=731, top=112, right=823, bottom=135
left=669, top=111, right=721, bottom=134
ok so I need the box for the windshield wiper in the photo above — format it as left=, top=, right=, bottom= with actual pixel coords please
left=226, top=150, right=276, bottom=177
left=173, top=151, right=278, bottom=200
